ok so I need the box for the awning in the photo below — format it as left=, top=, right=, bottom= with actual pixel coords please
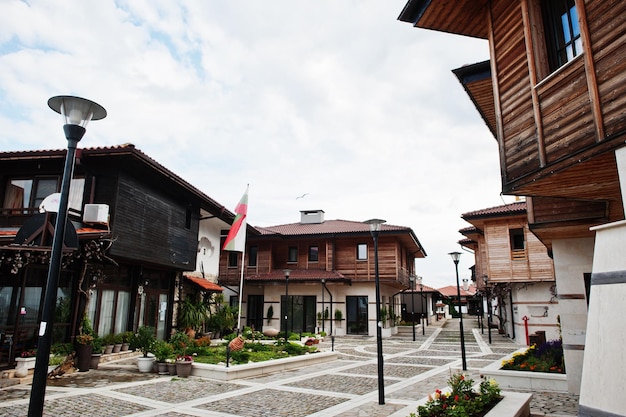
left=184, top=274, right=223, bottom=292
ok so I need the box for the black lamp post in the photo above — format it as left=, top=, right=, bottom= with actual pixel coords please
left=449, top=251, right=467, bottom=371
left=409, top=275, right=416, bottom=341
left=417, top=275, right=425, bottom=336
left=485, top=276, right=492, bottom=344
left=28, top=96, right=106, bottom=417
left=365, top=218, right=386, bottom=405
left=283, top=269, right=291, bottom=339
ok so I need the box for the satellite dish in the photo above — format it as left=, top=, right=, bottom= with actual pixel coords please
left=39, top=193, right=61, bottom=213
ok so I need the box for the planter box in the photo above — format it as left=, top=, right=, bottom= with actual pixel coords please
left=481, top=349, right=568, bottom=393
left=191, top=350, right=337, bottom=381
left=408, top=391, right=532, bottom=417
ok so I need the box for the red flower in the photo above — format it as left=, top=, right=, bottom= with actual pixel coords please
left=454, top=395, right=459, bottom=402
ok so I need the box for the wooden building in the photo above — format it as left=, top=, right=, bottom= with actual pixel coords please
left=218, top=210, right=426, bottom=336
left=459, top=201, right=557, bottom=342
left=400, top=0, right=626, bottom=411
left=0, top=144, right=235, bottom=369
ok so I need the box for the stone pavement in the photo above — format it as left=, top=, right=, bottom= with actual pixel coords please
left=0, top=319, right=578, bottom=417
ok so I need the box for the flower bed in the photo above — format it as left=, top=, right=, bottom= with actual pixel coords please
left=501, top=340, right=564, bottom=373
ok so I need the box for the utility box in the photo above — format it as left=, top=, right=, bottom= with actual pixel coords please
left=83, top=204, right=109, bottom=224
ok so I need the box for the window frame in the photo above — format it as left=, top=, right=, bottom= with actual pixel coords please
left=356, top=243, right=368, bottom=261
left=248, top=245, right=258, bottom=267
left=287, top=246, right=298, bottom=263
left=228, top=252, right=238, bottom=268
left=308, top=245, right=319, bottom=263
left=541, top=0, right=582, bottom=72
left=509, top=228, right=527, bottom=260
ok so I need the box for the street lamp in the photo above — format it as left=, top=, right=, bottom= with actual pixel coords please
left=417, top=275, right=425, bottom=336
left=29, top=96, right=106, bottom=417
left=449, top=251, right=467, bottom=371
left=283, top=269, right=291, bottom=339
left=365, top=218, right=386, bottom=405
left=484, top=276, right=492, bottom=344
left=409, top=275, right=416, bottom=341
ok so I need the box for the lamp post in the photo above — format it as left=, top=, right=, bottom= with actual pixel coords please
left=365, top=218, right=386, bottom=405
left=449, top=251, right=467, bottom=371
left=283, top=269, right=291, bottom=339
left=417, top=275, right=425, bottom=336
left=485, top=276, right=492, bottom=344
left=409, top=275, right=416, bottom=341
left=28, top=96, right=106, bottom=417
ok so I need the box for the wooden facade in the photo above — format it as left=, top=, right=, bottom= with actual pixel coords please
left=400, top=0, right=626, bottom=249
left=0, top=144, right=235, bottom=368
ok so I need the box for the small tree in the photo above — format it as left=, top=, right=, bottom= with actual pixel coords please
left=131, top=326, right=156, bottom=358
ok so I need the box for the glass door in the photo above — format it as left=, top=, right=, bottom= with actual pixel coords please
left=346, top=296, right=368, bottom=335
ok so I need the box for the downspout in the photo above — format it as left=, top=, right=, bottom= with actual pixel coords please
left=509, top=288, right=516, bottom=340
left=321, top=280, right=333, bottom=336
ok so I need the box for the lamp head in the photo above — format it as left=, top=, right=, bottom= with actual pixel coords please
left=48, top=95, right=106, bottom=128
left=448, top=251, right=462, bottom=263
left=416, top=276, right=423, bottom=286
left=283, top=269, right=291, bottom=278
left=365, top=218, right=386, bottom=233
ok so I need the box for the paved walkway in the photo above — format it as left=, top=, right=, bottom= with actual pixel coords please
left=0, top=319, right=578, bottom=416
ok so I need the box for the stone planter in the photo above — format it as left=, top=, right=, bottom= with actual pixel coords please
left=484, top=392, right=532, bottom=417
left=112, top=343, right=123, bottom=353
left=176, top=360, right=193, bottom=377
left=137, top=356, right=155, bottom=373
left=167, top=362, right=176, bottom=375
left=104, top=345, right=114, bottom=355
left=14, top=357, right=36, bottom=378
left=75, top=344, right=93, bottom=372
left=157, top=362, right=168, bottom=375
left=90, top=353, right=102, bottom=370
left=121, top=343, right=130, bottom=351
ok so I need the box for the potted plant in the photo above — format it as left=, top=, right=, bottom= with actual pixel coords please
left=120, top=331, right=133, bottom=351
left=75, top=333, right=94, bottom=372
left=178, top=298, right=208, bottom=338
left=153, top=340, right=174, bottom=374
left=131, top=326, right=156, bottom=372
left=112, top=333, right=124, bottom=353
left=102, top=333, right=116, bottom=354
left=175, top=354, right=193, bottom=378
left=90, top=335, right=103, bottom=369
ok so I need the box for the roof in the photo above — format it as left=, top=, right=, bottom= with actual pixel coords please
left=247, top=269, right=348, bottom=283
left=254, top=219, right=427, bottom=258
left=0, top=144, right=243, bottom=230
left=398, top=0, right=489, bottom=39
left=438, top=285, right=475, bottom=298
left=183, top=274, right=224, bottom=292
left=461, top=201, right=526, bottom=220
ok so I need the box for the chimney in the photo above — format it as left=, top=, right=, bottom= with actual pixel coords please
left=300, top=210, right=325, bottom=224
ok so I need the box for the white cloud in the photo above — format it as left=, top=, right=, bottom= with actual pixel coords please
left=0, top=0, right=508, bottom=288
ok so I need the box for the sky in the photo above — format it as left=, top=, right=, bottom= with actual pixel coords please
left=0, top=0, right=513, bottom=289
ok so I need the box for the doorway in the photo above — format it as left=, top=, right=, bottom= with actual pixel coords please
left=346, top=296, right=368, bottom=335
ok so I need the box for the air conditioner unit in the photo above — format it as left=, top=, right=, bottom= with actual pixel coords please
left=83, top=204, right=109, bottom=224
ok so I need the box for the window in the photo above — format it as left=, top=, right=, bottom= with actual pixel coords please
left=185, top=207, right=192, bottom=229
left=357, top=243, right=368, bottom=260
left=4, top=176, right=86, bottom=214
left=509, top=228, right=526, bottom=260
left=248, top=246, right=258, bottom=267
left=542, top=0, right=581, bottom=71
left=228, top=252, right=238, bottom=268
left=308, top=246, right=319, bottom=262
left=288, top=246, right=298, bottom=263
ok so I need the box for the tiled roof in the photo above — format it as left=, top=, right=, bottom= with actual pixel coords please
left=183, top=274, right=224, bottom=292
left=257, top=219, right=412, bottom=236
left=247, top=269, right=347, bottom=282
left=438, top=285, right=475, bottom=297
left=461, top=201, right=526, bottom=219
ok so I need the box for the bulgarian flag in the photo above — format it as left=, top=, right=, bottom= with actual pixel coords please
left=223, top=185, right=248, bottom=252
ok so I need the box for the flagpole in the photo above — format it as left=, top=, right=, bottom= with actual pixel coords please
left=237, top=249, right=246, bottom=333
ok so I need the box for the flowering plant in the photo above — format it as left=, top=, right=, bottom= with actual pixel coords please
left=501, top=340, right=564, bottom=373
left=75, top=333, right=95, bottom=345
left=410, top=372, right=501, bottom=417
left=176, top=355, right=193, bottom=362
left=21, top=349, right=37, bottom=358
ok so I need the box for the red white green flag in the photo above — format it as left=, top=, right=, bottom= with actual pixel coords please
left=223, top=185, right=248, bottom=252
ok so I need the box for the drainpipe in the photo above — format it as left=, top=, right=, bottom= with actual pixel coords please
left=509, top=290, right=516, bottom=340
left=321, top=280, right=333, bottom=336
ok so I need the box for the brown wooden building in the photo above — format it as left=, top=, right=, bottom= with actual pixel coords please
left=400, top=0, right=626, bottom=411
left=218, top=210, right=426, bottom=336
left=0, top=144, right=235, bottom=369
left=460, top=201, right=557, bottom=342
